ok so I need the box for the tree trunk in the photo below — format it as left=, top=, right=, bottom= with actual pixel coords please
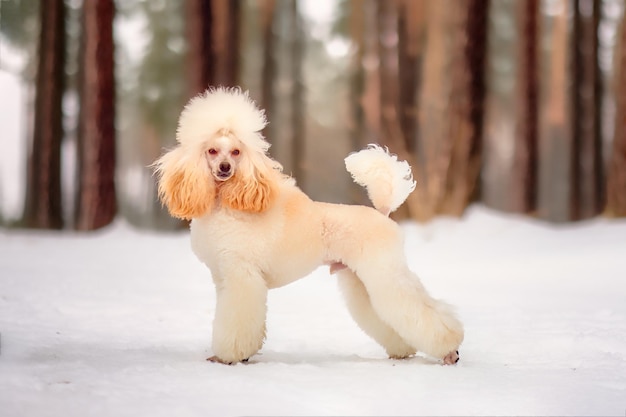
left=186, top=0, right=239, bottom=94
left=186, top=0, right=213, bottom=96
left=186, top=0, right=240, bottom=96
left=412, top=0, right=487, bottom=221
left=536, top=0, right=575, bottom=223
left=260, top=0, right=277, bottom=142
left=75, top=0, right=116, bottom=230
left=359, top=0, right=381, bottom=146
left=23, top=0, right=65, bottom=229
left=606, top=12, right=626, bottom=217
left=517, top=0, right=540, bottom=214
left=347, top=0, right=370, bottom=206
left=377, top=0, right=401, bottom=155
left=442, top=0, right=488, bottom=213
left=377, top=0, right=416, bottom=220
left=482, top=0, right=539, bottom=214
left=290, top=0, right=305, bottom=183
left=397, top=0, right=427, bottom=155
left=262, top=0, right=301, bottom=177
left=571, top=0, right=603, bottom=220
left=212, top=0, right=240, bottom=86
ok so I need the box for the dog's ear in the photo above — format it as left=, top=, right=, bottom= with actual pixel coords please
left=219, top=152, right=277, bottom=213
left=152, top=145, right=215, bottom=219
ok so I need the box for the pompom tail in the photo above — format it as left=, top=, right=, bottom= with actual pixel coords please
left=344, top=144, right=416, bottom=215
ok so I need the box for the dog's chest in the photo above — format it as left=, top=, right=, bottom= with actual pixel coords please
left=190, top=211, right=280, bottom=263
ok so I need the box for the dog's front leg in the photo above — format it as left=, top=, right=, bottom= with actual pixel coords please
left=210, top=270, right=268, bottom=364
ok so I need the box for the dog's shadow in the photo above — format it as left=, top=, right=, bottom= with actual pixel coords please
left=245, top=350, right=440, bottom=366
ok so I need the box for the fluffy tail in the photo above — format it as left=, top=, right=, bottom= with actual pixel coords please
left=344, top=144, right=416, bottom=216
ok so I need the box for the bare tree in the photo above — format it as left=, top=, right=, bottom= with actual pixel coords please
left=536, top=0, right=603, bottom=222
left=516, top=0, right=540, bottom=214
left=376, top=0, right=419, bottom=220
left=260, top=0, right=304, bottom=179
left=482, top=0, right=539, bottom=214
left=571, top=0, right=603, bottom=220
left=606, top=11, right=626, bottom=216
left=23, top=0, right=65, bottom=229
left=187, top=0, right=240, bottom=96
left=536, top=0, right=575, bottom=222
left=186, top=0, right=213, bottom=96
left=377, top=0, right=403, bottom=154
left=290, top=0, right=305, bottom=184
left=347, top=0, right=372, bottom=206
left=411, top=0, right=487, bottom=221
left=397, top=0, right=427, bottom=155
left=212, top=0, right=240, bottom=86
left=75, top=0, right=116, bottom=230
left=441, top=0, right=488, bottom=215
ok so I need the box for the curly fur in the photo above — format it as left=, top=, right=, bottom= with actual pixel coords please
left=153, top=87, right=464, bottom=365
left=218, top=152, right=279, bottom=213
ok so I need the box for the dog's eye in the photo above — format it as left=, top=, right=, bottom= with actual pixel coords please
left=208, top=148, right=218, bottom=155
left=231, top=149, right=240, bottom=156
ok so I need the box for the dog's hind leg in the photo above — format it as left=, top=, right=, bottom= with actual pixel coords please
left=354, top=257, right=464, bottom=362
left=210, top=268, right=268, bottom=364
left=337, top=269, right=416, bottom=359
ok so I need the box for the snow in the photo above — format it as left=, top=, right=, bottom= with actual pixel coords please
left=1, top=205, right=626, bottom=416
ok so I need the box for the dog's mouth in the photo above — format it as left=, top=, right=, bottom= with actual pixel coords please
left=215, top=171, right=233, bottom=181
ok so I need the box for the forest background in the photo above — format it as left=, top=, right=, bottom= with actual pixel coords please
left=1, top=0, right=625, bottom=231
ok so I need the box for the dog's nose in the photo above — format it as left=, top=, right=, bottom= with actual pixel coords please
left=219, top=162, right=231, bottom=173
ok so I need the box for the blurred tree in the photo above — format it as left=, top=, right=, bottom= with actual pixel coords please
left=260, top=0, right=304, bottom=180
left=187, top=0, right=240, bottom=95
left=212, top=0, right=240, bottom=87
left=22, top=0, right=66, bottom=229
left=571, top=0, right=603, bottom=220
left=411, top=0, right=488, bottom=221
left=398, top=0, right=426, bottom=155
left=537, top=0, right=603, bottom=222
left=116, top=0, right=187, bottom=229
left=186, top=0, right=213, bottom=94
left=260, top=0, right=277, bottom=128
left=536, top=0, right=576, bottom=223
left=355, top=0, right=380, bottom=146
left=347, top=0, right=488, bottom=221
left=606, top=11, right=626, bottom=216
left=137, top=1, right=187, bottom=140
left=74, top=0, right=117, bottom=230
left=482, top=0, right=539, bottom=214
left=461, top=0, right=489, bottom=206
left=376, top=0, right=419, bottom=220
left=377, top=0, right=403, bottom=157
left=516, top=0, right=540, bottom=215
left=347, top=0, right=378, bottom=206
left=290, top=0, right=305, bottom=183
left=0, top=0, right=39, bottom=78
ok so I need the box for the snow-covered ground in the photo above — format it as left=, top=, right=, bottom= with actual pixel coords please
left=1, top=206, right=625, bottom=416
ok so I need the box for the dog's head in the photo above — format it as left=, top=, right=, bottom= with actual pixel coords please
left=152, top=87, right=280, bottom=220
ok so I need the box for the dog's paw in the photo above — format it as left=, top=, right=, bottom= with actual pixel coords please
left=206, top=355, right=250, bottom=365
left=207, top=355, right=234, bottom=365
left=442, top=350, right=460, bottom=365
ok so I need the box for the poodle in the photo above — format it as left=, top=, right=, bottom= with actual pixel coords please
left=153, top=87, right=464, bottom=365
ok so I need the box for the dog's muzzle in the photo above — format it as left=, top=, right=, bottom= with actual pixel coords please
left=216, top=162, right=232, bottom=180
